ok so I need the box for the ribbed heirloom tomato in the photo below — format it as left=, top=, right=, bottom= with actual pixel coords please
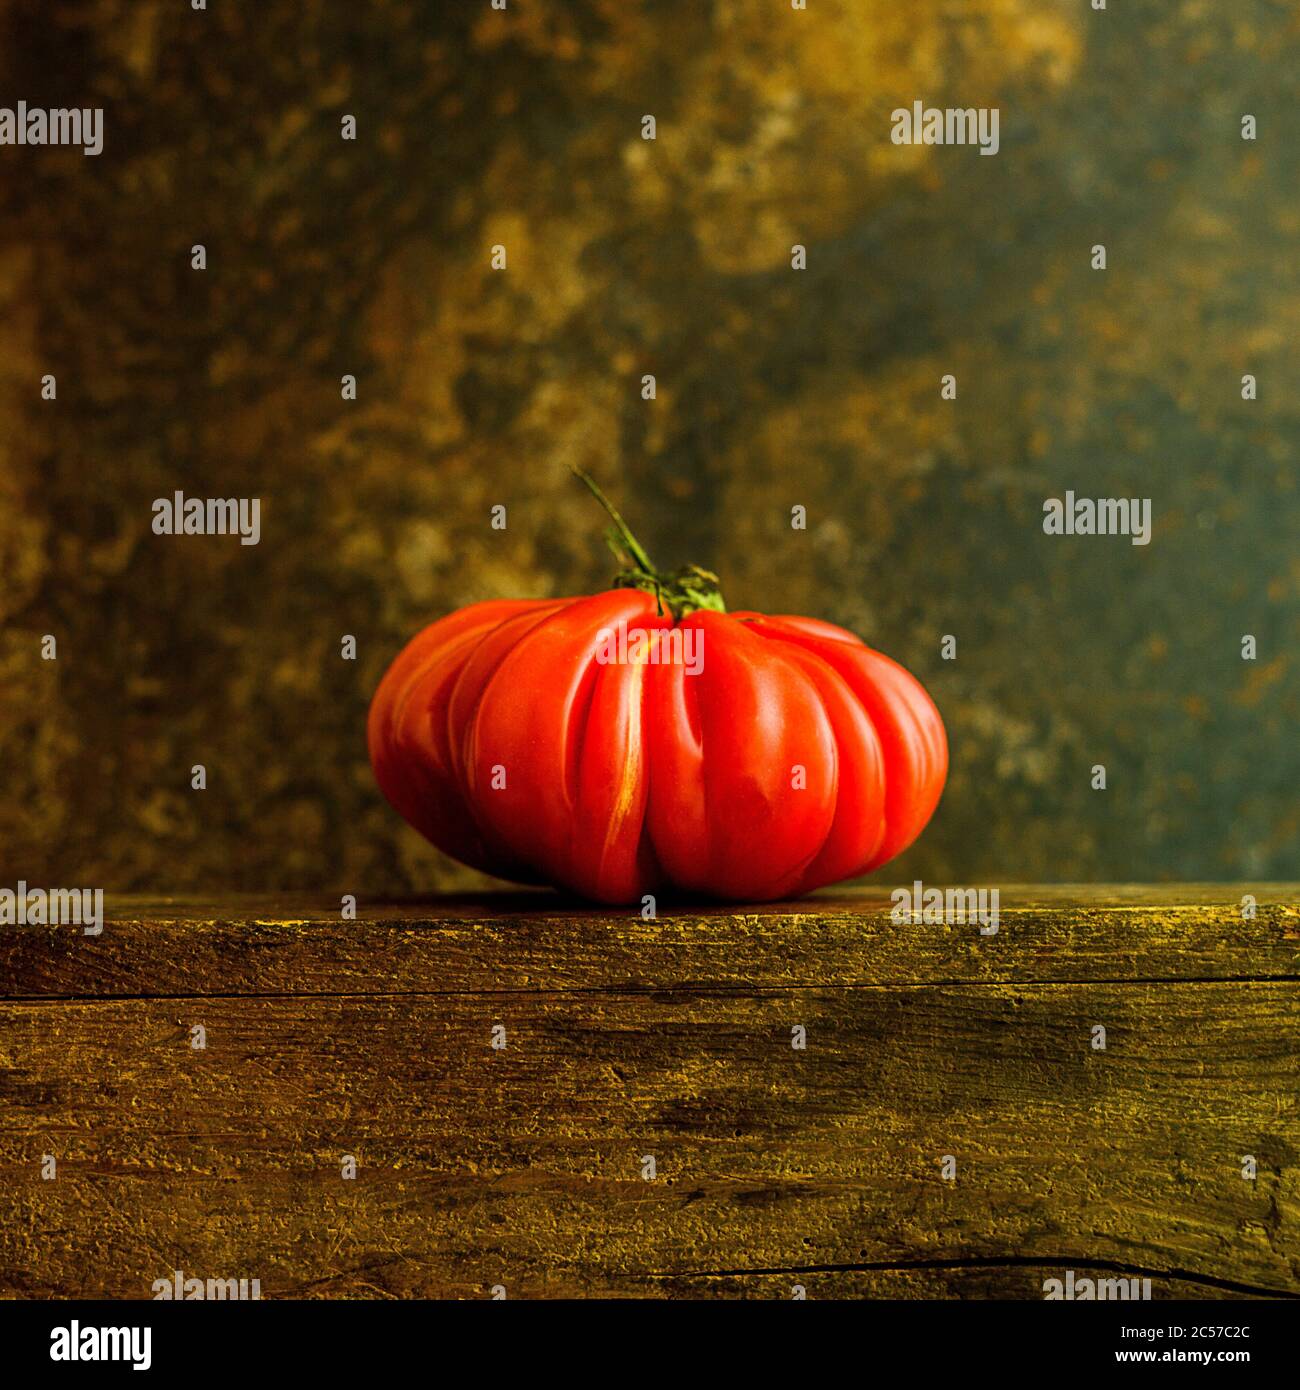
left=368, top=474, right=947, bottom=904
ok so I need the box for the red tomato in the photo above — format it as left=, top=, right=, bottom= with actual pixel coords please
left=368, top=477, right=947, bottom=903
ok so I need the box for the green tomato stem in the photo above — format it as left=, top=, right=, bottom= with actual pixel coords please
left=570, top=467, right=727, bottom=621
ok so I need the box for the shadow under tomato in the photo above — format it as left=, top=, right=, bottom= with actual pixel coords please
left=362, top=888, right=894, bottom=917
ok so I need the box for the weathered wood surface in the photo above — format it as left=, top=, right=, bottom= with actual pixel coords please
left=1, top=886, right=1298, bottom=1300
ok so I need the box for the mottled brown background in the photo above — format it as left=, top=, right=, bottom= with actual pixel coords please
left=0, top=0, right=1296, bottom=893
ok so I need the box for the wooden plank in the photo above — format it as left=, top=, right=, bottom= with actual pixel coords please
left=2, top=970, right=1297, bottom=1298
left=3, top=886, right=1298, bottom=998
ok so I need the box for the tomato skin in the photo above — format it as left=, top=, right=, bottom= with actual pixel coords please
left=368, top=590, right=947, bottom=903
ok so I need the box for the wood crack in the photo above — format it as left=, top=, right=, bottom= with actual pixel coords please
left=3, top=975, right=1299, bottom=1004
left=660, top=1256, right=1300, bottom=1300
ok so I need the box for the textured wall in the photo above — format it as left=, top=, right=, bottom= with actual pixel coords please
left=0, top=0, right=1296, bottom=893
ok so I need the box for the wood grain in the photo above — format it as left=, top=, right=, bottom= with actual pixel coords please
left=1, top=887, right=1297, bottom=1299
